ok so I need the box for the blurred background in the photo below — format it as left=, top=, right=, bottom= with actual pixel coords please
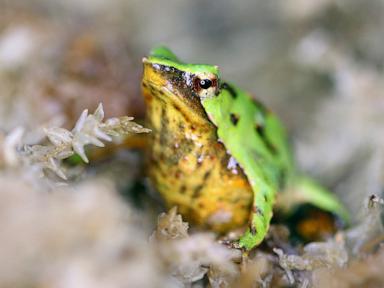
left=0, top=0, right=384, bottom=286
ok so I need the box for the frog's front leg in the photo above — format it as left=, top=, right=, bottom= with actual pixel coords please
left=238, top=179, right=277, bottom=250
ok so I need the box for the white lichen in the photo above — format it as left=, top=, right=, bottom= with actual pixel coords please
left=274, top=238, right=348, bottom=285
left=345, top=194, right=384, bottom=255
left=151, top=208, right=239, bottom=286
left=0, top=103, right=150, bottom=180
left=0, top=127, right=24, bottom=167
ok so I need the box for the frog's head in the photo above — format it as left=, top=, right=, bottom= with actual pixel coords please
left=142, top=46, right=220, bottom=116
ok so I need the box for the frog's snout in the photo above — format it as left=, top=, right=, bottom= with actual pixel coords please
left=142, top=61, right=169, bottom=96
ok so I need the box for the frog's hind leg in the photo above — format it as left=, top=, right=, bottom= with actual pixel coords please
left=276, top=176, right=349, bottom=224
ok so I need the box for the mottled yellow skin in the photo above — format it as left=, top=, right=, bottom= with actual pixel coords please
left=142, top=62, right=253, bottom=233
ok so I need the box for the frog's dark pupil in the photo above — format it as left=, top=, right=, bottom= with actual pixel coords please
left=199, top=79, right=212, bottom=89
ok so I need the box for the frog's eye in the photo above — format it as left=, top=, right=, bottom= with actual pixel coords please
left=193, top=75, right=218, bottom=99
left=199, top=79, right=212, bottom=89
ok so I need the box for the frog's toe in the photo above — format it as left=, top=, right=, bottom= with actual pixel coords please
left=218, top=238, right=242, bottom=250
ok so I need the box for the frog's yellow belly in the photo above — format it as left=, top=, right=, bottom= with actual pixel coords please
left=143, top=82, right=253, bottom=233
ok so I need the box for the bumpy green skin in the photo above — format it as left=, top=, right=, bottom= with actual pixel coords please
left=202, top=85, right=293, bottom=249
left=148, top=46, right=348, bottom=250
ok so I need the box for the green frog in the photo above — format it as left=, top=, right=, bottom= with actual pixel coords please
left=142, top=46, right=348, bottom=250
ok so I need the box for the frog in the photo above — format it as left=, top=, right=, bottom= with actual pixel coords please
left=141, top=46, right=348, bottom=250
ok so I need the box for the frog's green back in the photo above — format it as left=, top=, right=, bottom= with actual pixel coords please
left=202, top=85, right=293, bottom=249
left=148, top=46, right=220, bottom=76
left=150, top=46, right=180, bottom=62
